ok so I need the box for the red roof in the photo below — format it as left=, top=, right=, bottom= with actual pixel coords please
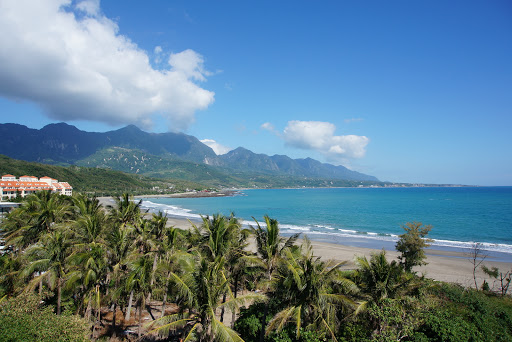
left=2, top=174, right=15, bottom=177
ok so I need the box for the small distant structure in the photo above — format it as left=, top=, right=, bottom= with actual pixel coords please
left=0, top=174, right=73, bottom=200
left=0, top=201, right=21, bottom=218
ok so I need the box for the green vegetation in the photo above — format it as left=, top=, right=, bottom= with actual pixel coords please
left=1, top=193, right=511, bottom=341
left=395, top=222, right=433, bottom=272
left=0, top=293, right=89, bottom=342
left=0, top=154, right=207, bottom=196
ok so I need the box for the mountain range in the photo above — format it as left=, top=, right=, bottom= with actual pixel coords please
left=0, top=123, right=379, bottom=187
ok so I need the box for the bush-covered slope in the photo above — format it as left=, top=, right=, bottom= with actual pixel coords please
left=0, top=154, right=206, bottom=196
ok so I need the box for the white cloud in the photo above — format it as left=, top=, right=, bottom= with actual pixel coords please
left=76, top=0, right=100, bottom=16
left=283, top=120, right=369, bottom=161
left=200, top=139, right=232, bottom=155
left=344, top=118, right=364, bottom=124
left=0, top=0, right=214, bottom=131
left=261, top=122, right=275, bottom=132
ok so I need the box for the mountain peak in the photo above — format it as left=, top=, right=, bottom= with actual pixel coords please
left=41, top=122, right=80, bottom=132
left=116, top=124, right=143, bottom=133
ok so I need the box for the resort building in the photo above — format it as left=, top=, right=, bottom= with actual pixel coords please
left=0, top=174, right=73, bottom=200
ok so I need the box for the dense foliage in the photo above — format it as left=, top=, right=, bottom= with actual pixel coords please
left=0, top=192, right=511, bottom=341
left=0, top=293, right=89, bottom=342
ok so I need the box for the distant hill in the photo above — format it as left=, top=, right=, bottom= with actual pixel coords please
left=218, top=147, right=378, bottom=182
left=0, top=123, right=379, bottom=186
left=0, top=154, right=206, bottom=196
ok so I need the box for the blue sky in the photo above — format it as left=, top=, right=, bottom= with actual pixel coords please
left=0, top=0, right=511, bottom=185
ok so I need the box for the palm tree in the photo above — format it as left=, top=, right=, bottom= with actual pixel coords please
left=0, top=251, right=23, bottom=297
left=67, top=202, right=109, bottom=326
left=251, top=216, right=300, bottom=286
left=104, top=219, right=135, bottom=337
left=4, top=191, right=71, bottom=250
left=146, top=211, right=169, bottom=303
left=353, top=250, right=422, bottom=339
left=157, top=225, right=184, bottom=319
left=72, top=194, right=103, bottom=218
left=126, top=253, right=154, bottom=338
left=354, top=250, right=414, bottom=304
left=149, top=255, right=265, bottom=342
left=21, top=228, right=73, bottom=314
left=251, top=215, right=299, bottom=341
left=191, top=214, right=241, bottom=262
left=67, top=241, right=109, bottom=322
left=266, top=239, right=358, bottom=341
left=108, top=193, right=142, bottom=228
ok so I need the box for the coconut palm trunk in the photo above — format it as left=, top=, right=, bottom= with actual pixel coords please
left=125, top=290, right=134, bottom=321
left=147, top=253, right=159, bottom=303
left=56, top=278, right=62, bottom=315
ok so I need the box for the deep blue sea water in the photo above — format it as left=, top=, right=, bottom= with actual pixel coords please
left=140, top=187, right=512, bottom=261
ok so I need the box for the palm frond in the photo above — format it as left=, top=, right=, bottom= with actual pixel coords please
left=266, top=306, right=297, bottom=335
left=147, top=313, right=194, bottom=336
left=211, top=317, right=245, bottom=342
left=321, top=293, right=357, bottom=308
left=321, top=316, right=339, bottom=342
left=183, top=322, right=200, bottom=342
left=221, top=292, right=266, bottom=312
left=169, top=271, right=194, bottom=306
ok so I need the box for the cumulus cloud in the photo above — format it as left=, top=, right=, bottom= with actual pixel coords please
left=200, top=139, right=232, bottom=155
left=0, top=0, right=214, bottom=131
left=283, top=121, right=369, bottom=161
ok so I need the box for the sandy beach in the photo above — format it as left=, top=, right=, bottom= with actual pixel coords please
left=98, top=195, right=512, bottom=289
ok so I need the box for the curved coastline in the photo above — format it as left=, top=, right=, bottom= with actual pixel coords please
left=141, top=199, right=512, bottom=262
left=98, top=195, right=512, bottom=288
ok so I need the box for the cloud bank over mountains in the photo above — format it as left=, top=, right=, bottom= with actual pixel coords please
left=0, top=0, right=214, bottom=131
left=262, top=120, right=369, bottom=163
left=200, top=139, right=232, bottom=155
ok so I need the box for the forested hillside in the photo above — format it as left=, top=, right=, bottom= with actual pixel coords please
left=0, top=154, right=206, bottom=196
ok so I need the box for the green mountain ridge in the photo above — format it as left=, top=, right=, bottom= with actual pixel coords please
left=75, top=147, right=384, bottom=189
left=0, top=123, right=380, bottom=187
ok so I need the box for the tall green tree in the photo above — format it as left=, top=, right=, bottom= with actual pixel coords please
left=108, top=193, right=142, bottom=228
left=4, top=191, right=71, bottom=250
left=21, top=229, right=73, bottom=314
left=146, top=211, right=169, bottom=303
left=126, top=253, right=154, bottom=338
left=149, top=256, right=265, bottom=342
left=104, top=218, right=135, bottom=337
left=191, top=214, right=241, bottom=262
left=395, top=222, right=433, bottom=272
left=251, top=215, right=299, bottom=342
left=267, top=239, right=358, bottom=341
left=355, top=250, right=413, bottom=303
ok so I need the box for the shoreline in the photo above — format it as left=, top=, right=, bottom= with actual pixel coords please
left=132, top=192, right=512, bottom=262
left=133, top=190, right=239, bottom=199
left=97, top=196, right=511, bottom=288
left=155, top=215, right=512, bottom=288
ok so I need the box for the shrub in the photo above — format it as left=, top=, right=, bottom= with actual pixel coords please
left=0, top=293, right=89, bottom=342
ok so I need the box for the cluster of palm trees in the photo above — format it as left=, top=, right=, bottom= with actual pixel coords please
left=0, top=191, right=421, bottom=341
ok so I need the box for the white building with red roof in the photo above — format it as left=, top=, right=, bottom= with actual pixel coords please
left=0, top=174, right=73, bottom=200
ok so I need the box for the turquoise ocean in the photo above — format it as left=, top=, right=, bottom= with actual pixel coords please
left=140, top=187, right=512, bottom=262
